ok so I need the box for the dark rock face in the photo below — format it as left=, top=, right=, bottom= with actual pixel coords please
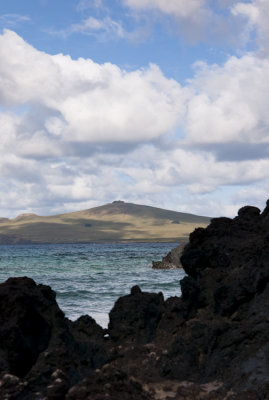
left=152, top=242, right=187, bottom=269
left=0, top=277, right=108, bottom=399
left=66, top=366, right=153, bottom=400
left=176, top=202, right=269, bottom=392
left=109, top=285, right=165, bottom=344
left=0, top=277, right=52, bottom=378
left=2, top=200, right=269, bottom=399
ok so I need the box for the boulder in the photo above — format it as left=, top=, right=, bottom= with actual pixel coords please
left=152, top=242, right=187, bottom=269
left=108, top=285, right=165, bottom=344
left=0, top=277, right=108, bottom=399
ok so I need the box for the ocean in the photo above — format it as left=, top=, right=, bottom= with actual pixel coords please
left=0, top=242, right=185, bottom=327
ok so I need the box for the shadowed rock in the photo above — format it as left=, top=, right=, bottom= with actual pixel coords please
left=152, top=242, right=187, bottom=269
left=2, top=200, right=269, bottom=399
left=108, top=285, right=165, bottom=344
left=0, top=277, right=108, bottom=399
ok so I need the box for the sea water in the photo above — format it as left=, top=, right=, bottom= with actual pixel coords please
left=0, top=242, right=185, bottom=327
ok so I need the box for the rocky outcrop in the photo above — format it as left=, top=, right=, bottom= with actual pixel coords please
left=109, top=285, right=165, bottom=344
left=2, top=200, right=269, bottom=399
left=152, top=242, right=187, bottom=269
left=0, top=277, right=108, bottom=399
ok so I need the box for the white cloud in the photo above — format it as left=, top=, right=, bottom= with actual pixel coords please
left=52, top=14, right=147, bottom=43
left=232, top=2, right=259, bottom=23
left=0, top=30, right=185, bottom=145
left=184, top=54, right=269, bottom=151
left=232, top=0, right=269, bottom=55
left=122, top=0, right=212, bottom=42
left=67, top=16, right=125, bottom=39
left=121, top=0, right=269, bottom=47
left=1, top=25, right=269, bottom=218
left=0, top=30, right=187, bottom=216
left=122, top=0, right=248, bottom=44
left=0, top=14, right=31, bottom=26
left=123, top=0, right=208, bottom=19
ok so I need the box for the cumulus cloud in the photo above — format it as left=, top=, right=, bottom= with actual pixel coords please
left=184, top=54, right=269, bottom=155
left=0, top=30, right=186, bottom=216
left=0, top=30, right=185, bottom=147
left=1, top=6, right=269, bottom=219
left=232, top=0, right=269, bottom=54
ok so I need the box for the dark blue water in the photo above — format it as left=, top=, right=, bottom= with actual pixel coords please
left=0, top=243, right=185, bottom=327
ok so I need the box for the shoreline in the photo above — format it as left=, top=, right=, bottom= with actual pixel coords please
left=0, top=239, right=183, bottom=246
left=1, top=202, right=269, bottom=398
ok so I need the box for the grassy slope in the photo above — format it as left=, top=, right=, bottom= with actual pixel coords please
left=0, top=201, right=211, bottom=243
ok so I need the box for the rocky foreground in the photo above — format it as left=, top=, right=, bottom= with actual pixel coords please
left=2, top=201, right=269, bottom=399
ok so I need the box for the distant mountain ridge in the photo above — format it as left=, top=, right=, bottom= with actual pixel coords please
left=0, top=201, right=211, bottom=244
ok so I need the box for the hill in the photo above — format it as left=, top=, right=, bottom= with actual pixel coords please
left=0, top=201, right=211, bottom=244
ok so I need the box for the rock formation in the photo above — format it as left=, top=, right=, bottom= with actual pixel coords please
left=0, top=277, right=108, bottom=399
left=152, top=242, right=187, bottom=269
left=2, top=200, right=269, bottom=399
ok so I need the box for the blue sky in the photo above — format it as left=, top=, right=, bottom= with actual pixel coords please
left=0, top=0, right=269, bottom=218
left=0, top=0, right=233, bottom=80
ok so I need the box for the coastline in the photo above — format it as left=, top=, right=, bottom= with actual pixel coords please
left=1, top=201, right=269, bottom=398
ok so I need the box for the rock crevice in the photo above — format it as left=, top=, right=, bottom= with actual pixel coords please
left=2, top=201, right=269, bottom=399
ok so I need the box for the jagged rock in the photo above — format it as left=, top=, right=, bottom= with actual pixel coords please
left=0, top=374, right=26, bottom=400
left=108, top=285, right=165, bottom=344
left=0, top=277, right=108, bottom=399
left=152, top=242, right=187, bottom=269
left=46, top=369, right=71, bottom=400
left=0, top=277, right=53, bottom=378
left=109, top=200, right=269, bottom=397
left=2, top=200, right=269, bottom=398
left=66, top=366, right=153, bottom=400
left=161, top=201, right=269, bottom=394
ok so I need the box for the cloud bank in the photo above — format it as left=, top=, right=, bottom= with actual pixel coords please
left=1, top=0, right=269, bottom=218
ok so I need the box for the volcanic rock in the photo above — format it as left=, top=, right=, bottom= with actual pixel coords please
left=2, top=200, right=269, bottom=398
left=152, top=242, right=187, bottom=269
left=0, top=277, right=108, bottom=399
left=108, top=285, right=165, bottom=344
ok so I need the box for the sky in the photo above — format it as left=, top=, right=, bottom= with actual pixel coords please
left=0, top=0, right=269, bottom=218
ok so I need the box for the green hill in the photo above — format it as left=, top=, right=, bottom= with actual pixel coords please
left=0, top=201, right=211, bottom=244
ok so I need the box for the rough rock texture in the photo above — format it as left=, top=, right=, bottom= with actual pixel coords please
left=2, top=200, right=269, bottom=399
left=0, top=277, right=108, bottom=399
left=152, top=242, right=187, bottom=269
left=109, top=285, right=165, bottom=344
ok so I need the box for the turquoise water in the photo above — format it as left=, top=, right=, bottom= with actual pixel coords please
left=0, top=243, right=185, bottom=327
